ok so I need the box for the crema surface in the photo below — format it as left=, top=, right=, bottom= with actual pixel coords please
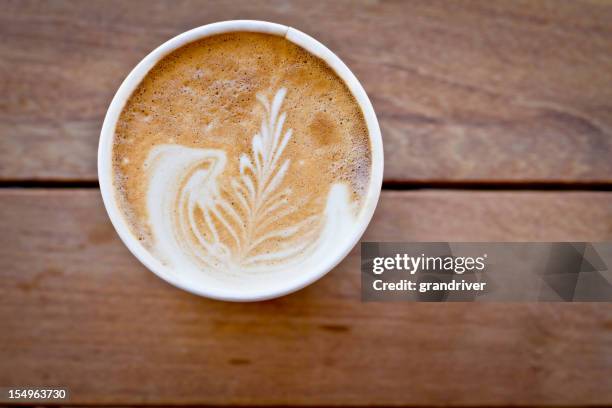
left=113, top=32, right=371, bottom=278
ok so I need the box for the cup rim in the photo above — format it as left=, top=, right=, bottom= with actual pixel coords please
left=98, top=20, right=383, bottom=301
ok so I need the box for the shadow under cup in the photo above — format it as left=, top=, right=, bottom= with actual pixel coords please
left=98, top=20, right=383, bottom=301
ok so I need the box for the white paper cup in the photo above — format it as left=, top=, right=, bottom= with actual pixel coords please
left=98, top=20, right=383, bottom=301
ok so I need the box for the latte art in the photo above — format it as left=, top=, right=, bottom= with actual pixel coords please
left=145, top=88, right=356, bottom=274
left=112, top=32, right=372, bottom=281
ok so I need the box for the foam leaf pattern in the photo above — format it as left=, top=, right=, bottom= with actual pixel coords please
left=145, top=88, right=324, bottom=274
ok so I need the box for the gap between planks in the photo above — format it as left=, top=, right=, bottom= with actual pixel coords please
left=0, top=180, right=611, bottom=192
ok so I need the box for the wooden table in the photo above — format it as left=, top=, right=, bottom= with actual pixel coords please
left=1, top=1, right=612, bottom=406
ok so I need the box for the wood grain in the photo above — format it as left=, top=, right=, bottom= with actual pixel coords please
left=1, top=189, right=612, bottom=405
left=1, top=0, right=612, bottom=182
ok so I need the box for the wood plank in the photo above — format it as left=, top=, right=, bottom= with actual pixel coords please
left=1, top=189, right=612, bottom=405
left=1, top=0, right=612, bottom=182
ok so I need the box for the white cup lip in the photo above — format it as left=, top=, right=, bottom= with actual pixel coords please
left=98, top=20, right=384, bottom=302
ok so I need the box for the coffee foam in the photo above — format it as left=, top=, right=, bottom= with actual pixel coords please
left=112, top=32, right=371, bottom=278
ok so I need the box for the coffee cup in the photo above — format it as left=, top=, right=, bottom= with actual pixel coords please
left=98, top=20, right=383, bottom=301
